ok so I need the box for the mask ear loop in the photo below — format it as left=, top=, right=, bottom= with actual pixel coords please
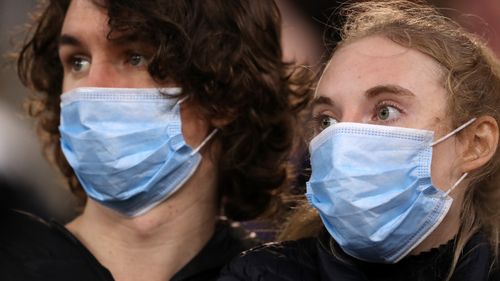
left=430, top=118, right=476, bottom=197
left=443, top=172, right=468, bottom=197
left=176, top=96, right=219, bottom=155
left=174, top=95, right=219, bottom=155
left=191, top=129, right=218, bottom=156
left=431, top=118, right=477, bottom=146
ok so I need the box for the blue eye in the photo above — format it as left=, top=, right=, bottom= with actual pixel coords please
left=71, top=56, right=90, bottom=73
left=377, top=105, right=400, bottom=121
left=129, top=53, right=147, bottom=67
left=320, top=116, right=338, bottom=131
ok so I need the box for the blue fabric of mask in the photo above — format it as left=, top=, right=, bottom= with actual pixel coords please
left=59, top=87, right=215, bottom=217
left=306, top=120, right=474, bottom=263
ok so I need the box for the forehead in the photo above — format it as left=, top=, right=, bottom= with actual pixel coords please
left=317, top=35, right=444, bottom=98
left=61, top=0, right=108, bottom=37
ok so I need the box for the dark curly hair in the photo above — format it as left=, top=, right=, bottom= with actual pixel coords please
left=18, top=0, right=310, bottom=221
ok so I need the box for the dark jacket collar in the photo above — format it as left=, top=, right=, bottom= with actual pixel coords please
left=171, top=219, right=259, bottom=281
left=317, top=228, right=499, bottom=281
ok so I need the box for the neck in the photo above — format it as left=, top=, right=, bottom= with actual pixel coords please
left=410, top=194, right=463, bottom=256
left=67, top=180, right=218, bottom=281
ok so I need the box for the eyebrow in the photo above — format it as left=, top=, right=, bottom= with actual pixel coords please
left=109, top=32, right=147, bottom=45
left=311, top=96, right=334, bottom=107
left=58, top=34, right=82, bottom=48
left=312, top=84, right=415, bottom=109
left=58, top=32, right=149, bottom=49
left=365, top=84, right=415, bottom=98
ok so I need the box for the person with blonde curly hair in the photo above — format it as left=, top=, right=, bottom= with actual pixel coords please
left=0, top=0, right=309, bottom=280
left=218, top=1, right=500, bottom=281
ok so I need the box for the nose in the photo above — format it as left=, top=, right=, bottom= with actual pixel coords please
left=341, top=110, right=366, bottom=123
left=86, top=60, right=129, bottom=88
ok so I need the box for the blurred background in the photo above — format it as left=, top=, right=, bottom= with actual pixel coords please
left=0, top=0, right=76, bottom=221
left=0, top=0, right=499, bottom=225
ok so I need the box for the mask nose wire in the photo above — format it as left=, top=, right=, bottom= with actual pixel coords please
left=430, top=118, right=477, bottom=146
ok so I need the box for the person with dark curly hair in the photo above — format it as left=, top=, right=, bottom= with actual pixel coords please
left=1, top=0, right=309, bottom=280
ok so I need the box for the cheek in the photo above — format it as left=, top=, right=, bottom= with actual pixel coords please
left=128, top=71, right=158, bottom=87
left=62, top=78, right=70, bottom=93
left=179, top=104, right=209, bottom=149
left=62, top=74, right=80, bottom=93
left=430, top=141, right=460, bottom=190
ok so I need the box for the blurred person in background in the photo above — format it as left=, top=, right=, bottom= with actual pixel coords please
left=279, top=0, right=346, bottom=193
left=240, top=0, right=339, bottom=243
left=240, top=0, right=345, bottom=243
left=431, top=0, right=500, bottom=56
left=219, top=1, right=500, bottom=280
left=278, top=0, right=326, bottom=72
left=0, top=0, right=308, bottom=281
left=278, top=0, right=344, bottom=71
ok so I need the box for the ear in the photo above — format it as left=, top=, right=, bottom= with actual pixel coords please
left=459, top=116, right=499, bottom=173
left=210, top=117, right=233, bottom=128
left=210, top=110, right=237, bottom=128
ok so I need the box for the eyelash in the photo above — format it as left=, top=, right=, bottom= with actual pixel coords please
left=310, top=101, right=405, bottom=126
left=61, top=50, right=150, bottom=64
left=126, top=50, right=152, bottom=65
left=374, top=100, right=405, bottom=123
left=311, top=112, right=337, bottom=131
left=62, top=53, right=89, bottom=72
left=70, top=54, right=87, bottom=63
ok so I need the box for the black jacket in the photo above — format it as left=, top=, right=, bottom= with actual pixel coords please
left=218, top=229, right=500, bottom=281
left=0, top=209, right=258, bottom=281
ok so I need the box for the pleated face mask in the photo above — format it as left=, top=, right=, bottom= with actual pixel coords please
left=306, top=119, right=475, bottom=263
left=59, top=87, right=217, bottom=217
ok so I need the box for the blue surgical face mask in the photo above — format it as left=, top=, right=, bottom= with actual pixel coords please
left=306, top=119, right=476, bottom=263
left=59, top=87, right=217, bottom=217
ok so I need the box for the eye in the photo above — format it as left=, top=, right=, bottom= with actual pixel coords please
left=376, top=104, right=401, bottom=121
left=319, top=116, right=338, bottom=131
left=128, top=53, right=148, bottom=67
left=70, top=56, right=90, bottom=73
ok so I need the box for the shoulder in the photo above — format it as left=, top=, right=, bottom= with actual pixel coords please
left=0, top=209, right=61, bottom=255
left=218, top=238, right=319, bottom=281
left=0, top=209, right=113, bottom=281
left=218, top=219, right=261, bottom=251
left=453, top=231, right=500, bottom=281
